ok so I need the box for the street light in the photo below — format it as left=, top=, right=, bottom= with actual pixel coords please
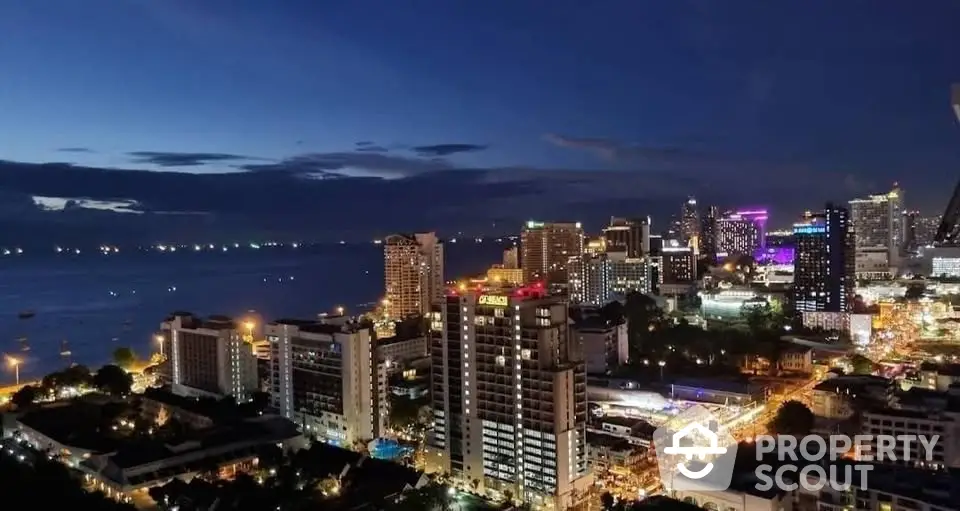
left=336, top=306, right=345, bottom=316
left=154, top=334, right=164, bottom=357
left=7, top=356, right=20, bottom=386
left=658, top=360, right=666, bottom=381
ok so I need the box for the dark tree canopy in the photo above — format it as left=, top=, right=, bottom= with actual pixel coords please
left=11, top=384, right=40, bottom=408
left=849, top=354, right=875, bottom=375
left=112, top=347, right=137, bottom=369
left=768, top=400, right=815, bottom=436
left=93, top=364, right=133, bottom=396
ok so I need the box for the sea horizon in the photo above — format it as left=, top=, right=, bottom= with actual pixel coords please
left=0, top=241, right=510, bottom=383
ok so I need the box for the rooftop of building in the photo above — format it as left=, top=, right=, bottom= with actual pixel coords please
left=16, top=399, right=123, bottom=453
left=106, top=415, right=299, bottom=470
left=821, top=461, right=960, bottom=506
left=586, top=432, right=636, bottom=451
left=445, top=281, right=550, bottom=301
left=813, top=374, right=891, bottom=392
left=141, top=386, right=263, bottom=423
left=164, top=311, right=238, bottom=330
left=920, top=362, right=960, bottom=376
left=270, top=317, right=369, bottom=335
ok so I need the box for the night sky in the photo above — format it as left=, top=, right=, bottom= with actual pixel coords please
left=1, top=1, right=958, bottom=243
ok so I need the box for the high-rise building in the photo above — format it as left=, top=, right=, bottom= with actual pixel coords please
left=267, top=317, right=387, bottom=446
left=520, top=221, right=584, bottom=287
left=699, top=206, right=719, bottom=261
left=848, top=184, right=904, bottom=275
left=793, top=203, right=854, bottom=313
left=601, top=217, right=650, bottom=258
left=159, top=312, right=259, bottom=399
left=503, top=246, right=519, bottom=269
left=660, top=246, right=696, bottom=284
left=904, top=211, right=941, bottom=251
left=424, top=285, right=592, bottom=508
left=716, top=210, right=767, bottom=257
left=384, top=232, right=444, bottom=320
left=567, top=252, right=652, bottom=305
left=680, top=197, right=700, bottom=248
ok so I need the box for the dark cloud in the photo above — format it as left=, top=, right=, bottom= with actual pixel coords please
left=128, top=151, right=258, bottom=167
left=354, top=141, right=389, bottom=153
left=57, top=147, right=95, bottom=153
left=240, top=152, right=451, bottom=178
left=412, top=144, right=488, bottom=157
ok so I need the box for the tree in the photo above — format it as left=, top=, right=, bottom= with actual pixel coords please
left=93, top=364, right=133, bottom=396
left=849, top=354, right=875, bottom=375
left=11, top=384, right=39, bottom=408
left=624, top=291, right=663, bottom=354
left=768, top=400, right=815, bottom=436
left=250, top=390, right=270, bottom=414
left=112, top=347, right=137, bottom=369
left=904, top=284, right=926, bottom=300
left=601, top=491, right=616, bottom=510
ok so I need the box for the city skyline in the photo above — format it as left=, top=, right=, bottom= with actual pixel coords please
left=0, top=2, right=958, bottom=242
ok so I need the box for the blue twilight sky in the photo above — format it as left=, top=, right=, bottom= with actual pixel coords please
left=0, top=0, right=958, bottom=243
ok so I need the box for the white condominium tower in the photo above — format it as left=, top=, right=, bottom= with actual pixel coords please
left=383, top=232, right=444, bottom=320
left=424, top=284, right=593, bottom=509
left=266, top=317, right=387, bottom=447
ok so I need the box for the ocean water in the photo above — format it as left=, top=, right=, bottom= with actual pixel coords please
left=0, top=242, right=508, bottom=382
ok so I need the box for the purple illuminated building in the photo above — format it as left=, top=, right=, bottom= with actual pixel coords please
left=754, top=246, right=795, bottom=265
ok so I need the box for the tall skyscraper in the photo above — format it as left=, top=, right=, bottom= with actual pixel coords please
left=699, top=206, right=719, bottom=261
left=848, top=184, right=903, bottom=276
left=267, top=318, right=387, bottom=446
left=793, top=203, right=854, bottom=313
left=425, top=285, right=592, bottom=508
left=383, top=232, right=444, bottom=320
left=159, top=312, right=259, bottom=399
left=520, top=221, right=584, bottom=286
left=601, top=216, right=650, bottom=258
left=680, top=197, right=700, bottom=249
left=716, top=210, right=767, bottom=257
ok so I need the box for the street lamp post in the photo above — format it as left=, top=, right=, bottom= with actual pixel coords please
left=155, top=334, right=165, bottom=357
left=658, top=360, right=666, bottom=381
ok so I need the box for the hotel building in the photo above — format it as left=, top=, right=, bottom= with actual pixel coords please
left=521, top=221, right=585, bottom=288
left=567, top=253, right=652, bottom=306
left=849, top=184, right=903, bottom=277
left=159, top=312, right=259, bottom=399
left=793, top=203, right=854, bottom=313
left=424, top=284, right=593, bottom=509
left=383, top=232, right=444, bottom=320
left=716, top=210, right=767, bottom=257
left=267, top=317, right=388, bottom=447
left=601, top=217, right=650, bottom=258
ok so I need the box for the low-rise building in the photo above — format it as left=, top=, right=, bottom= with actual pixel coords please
left=811, top=375, right=894, bottom=419
left=572, top=317, right=628, bottom=374
left=817, top=461, right=960, bottom=511
left=586, top=432, right=642, bottom=474
left=671, top=473, right=794, bottom=511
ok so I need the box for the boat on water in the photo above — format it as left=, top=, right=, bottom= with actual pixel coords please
left=18, top=310, right=35, bottom=319
left=60, top=340, right=72, bottom=357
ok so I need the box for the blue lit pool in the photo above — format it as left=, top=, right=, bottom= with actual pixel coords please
left=369, top=438, right=413, bottom=460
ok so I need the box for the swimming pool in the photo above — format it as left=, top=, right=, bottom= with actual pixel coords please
left=369, top=438, right=413, bottom=460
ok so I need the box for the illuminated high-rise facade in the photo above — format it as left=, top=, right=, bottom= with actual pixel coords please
left=520, top=221, right=584, bottom=287
left=601, top=217, right=649, bottom=258
left=424, top=285, right=592, bottom=509
left=680, top=197, right=700, bottom=249
left=383, top=232, right=444, bottom=320
left=716, top=210, right=767, bottom=257
left=699, top=206, right=719, bottom=261
left=849, top=185, right=903, bottom=278
left=793, top=203, right=854, bottom=313
left=567, top=252, right=652, bottom=305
